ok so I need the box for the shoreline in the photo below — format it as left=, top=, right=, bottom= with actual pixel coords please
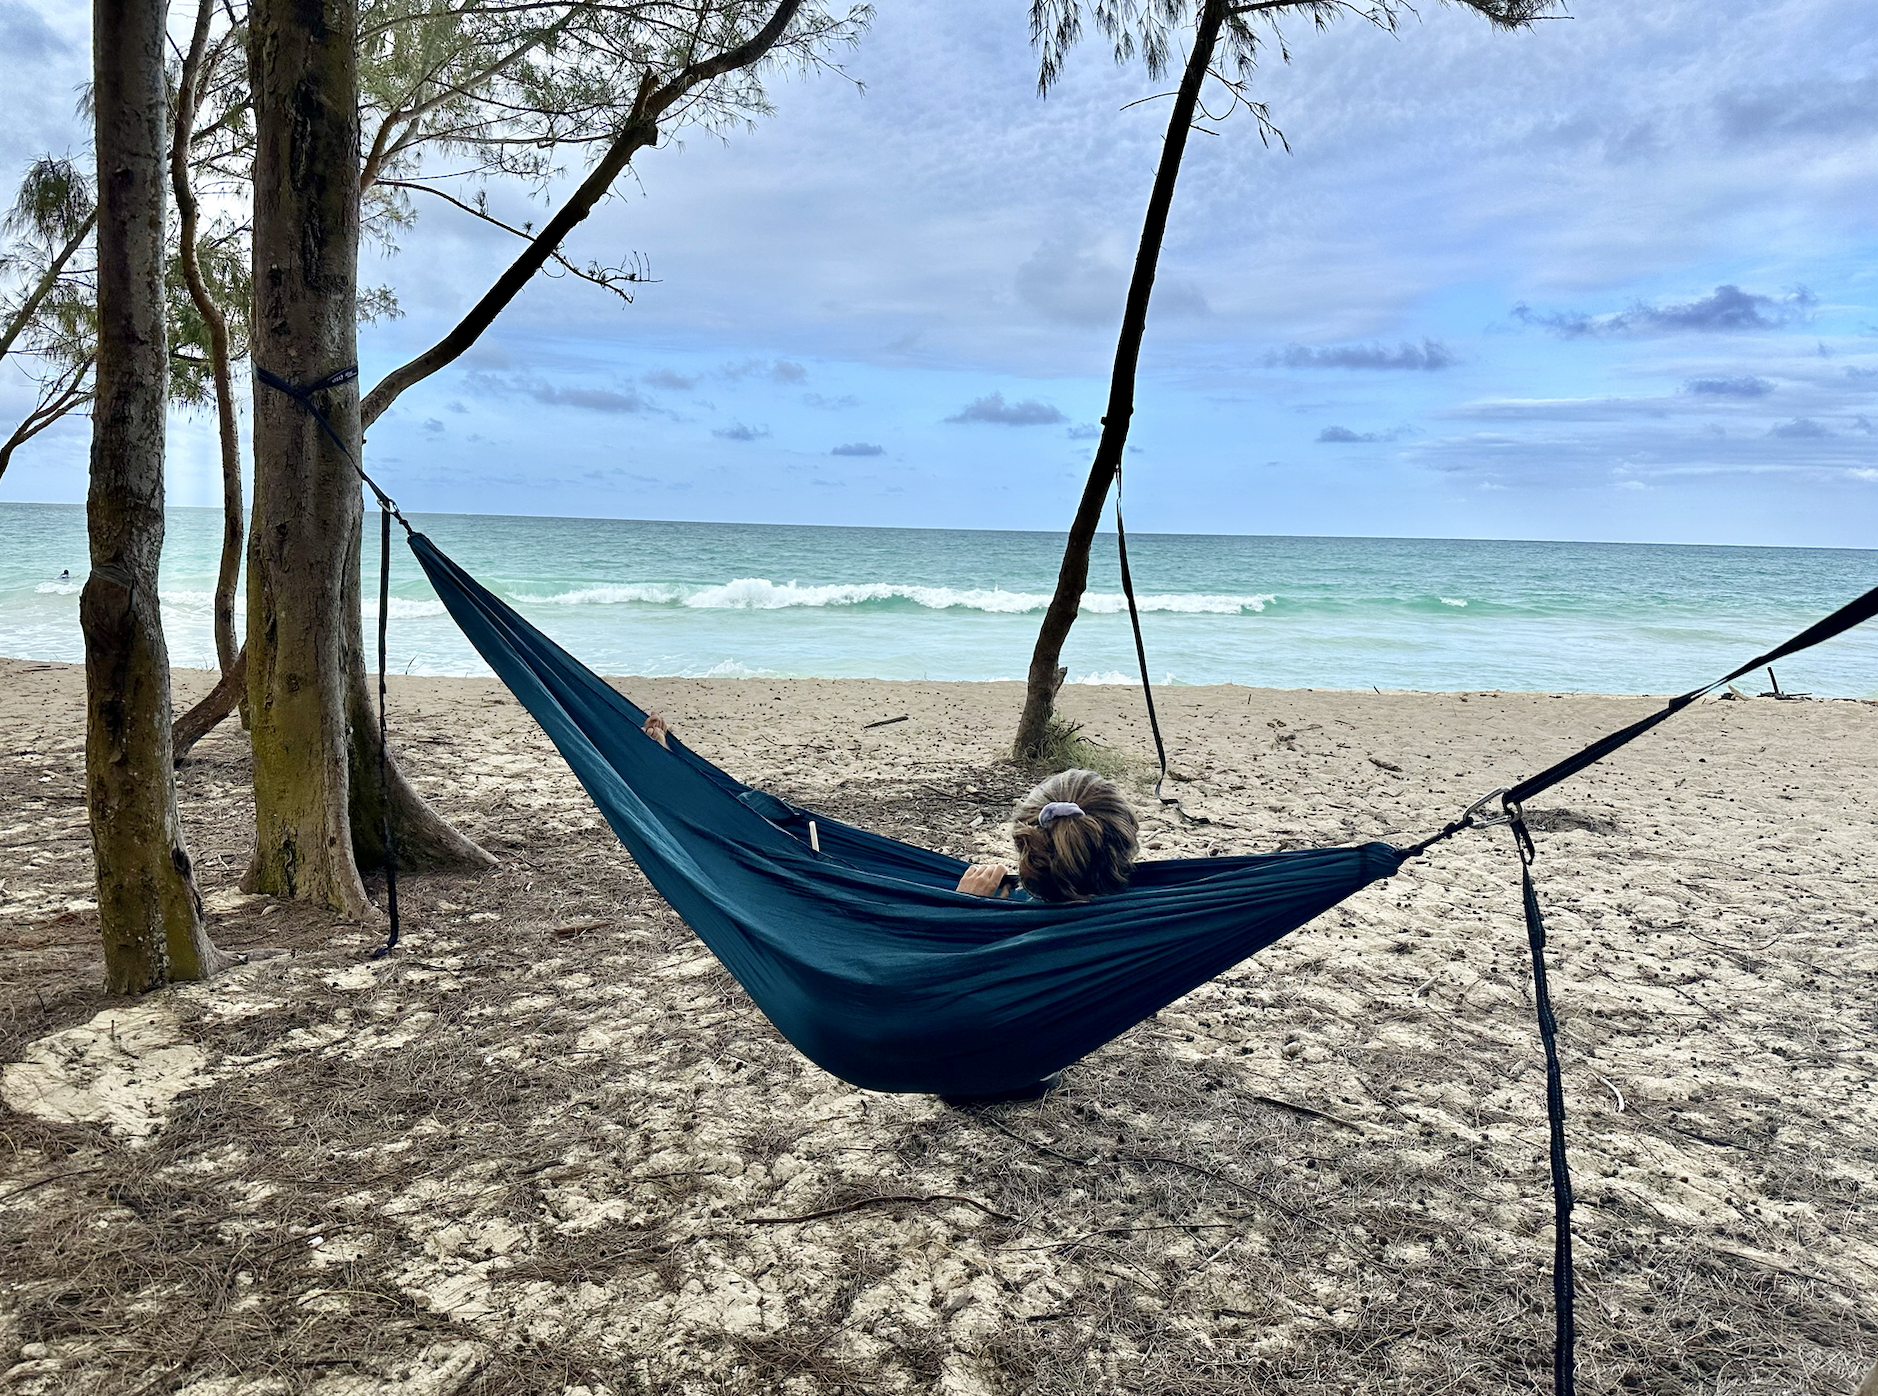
left=22, top=655, right=1875, bottom=702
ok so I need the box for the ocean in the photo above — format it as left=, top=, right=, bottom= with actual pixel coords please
left=4, top=501, right=1876, bottom=696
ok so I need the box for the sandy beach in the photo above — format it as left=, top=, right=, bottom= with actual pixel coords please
left=2, top=656, right=1874, bottom=1393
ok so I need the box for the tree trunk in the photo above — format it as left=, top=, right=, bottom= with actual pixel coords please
left=1011, top=0, right=1226, bottom=760
left=171, top=0, right=246, bottom=704
left=85, top=0, right=226, bottom=992
left=246, top=0, right=490, bottom=919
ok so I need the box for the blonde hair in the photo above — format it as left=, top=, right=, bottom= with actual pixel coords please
left=1011, top=769, right=1139, bottom=903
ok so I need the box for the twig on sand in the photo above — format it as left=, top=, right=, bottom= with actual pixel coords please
left=1247, top=1094, right=1364, bottom=1130
left=746, top=1192, right=1012, bottom=1225
left=968, top=1109, right=1093, bottom=1164
left=0, top=1169, right=103, bottom=1204
left=862, top=714, right=910, bottom=730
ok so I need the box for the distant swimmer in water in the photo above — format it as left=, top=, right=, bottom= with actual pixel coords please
left=58, top=569, right=69, bottom=580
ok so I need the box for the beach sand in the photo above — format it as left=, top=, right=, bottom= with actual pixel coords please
left=2, top=656, right=1874, bottom=1393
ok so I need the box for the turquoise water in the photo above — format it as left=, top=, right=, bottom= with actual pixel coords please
left=3, top=501, right=1876, bottom=695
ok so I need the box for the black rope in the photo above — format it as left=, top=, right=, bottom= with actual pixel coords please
left=1509, top=804, right=1576, bottom=1396
left=1111, top=467, right=1175, bottom=803
left=254, top=363, right=405, bottom=957
left=372, top=504, right=401, bottom=958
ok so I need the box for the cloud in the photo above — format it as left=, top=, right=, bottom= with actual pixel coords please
left=944, top=392, right=1066, bottom=426
left=713, top=422, right=771, bottom=441
left=422, top=418, right=445, bottom=434
left=1715, top=75, right=1878, bottom=144
left=1513, top=285, right=1817, bottom=338
left=1267, top=340, right=1455, bottom=371
left=804, top=393, right=859, bottom=410
left=1769, top=417, right=1831, bottom=439
left=1066, top=422, right=1102, bottom=440
left=721, top=359, right=807, bottom=384
left=467, top=372, right=651, bottom=414
left=642, top=368, right=697, bottom=390
left=1317, top=425, right=1410, bottom=444
left=1440, top=396, right=1672, bottom=423
left=0, top=0, right=68, bottom=58
left=532, top=385, right=651, bottom=413
left=830, top=442, right=884, bottom=456
left=1683, top=376, right=1774, bottom=398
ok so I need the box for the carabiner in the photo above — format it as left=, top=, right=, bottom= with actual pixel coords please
left=1459, top=786, right=1512, bottom=828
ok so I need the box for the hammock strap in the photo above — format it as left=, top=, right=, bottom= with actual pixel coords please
left=254, top=362, right=404, bottom=957
left=374, top=504, right=401, bottom=956
left=1510, top=804, right=1576, bottom=1396
left=1112, top=465, right=1174, bottom=804
left=254, top=364, right=413, bottom=536
left=1503, top=575, right=1878, bottom=808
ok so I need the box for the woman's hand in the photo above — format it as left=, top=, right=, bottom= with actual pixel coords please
left=642, top=713, right=671, bottom=748
left=956, top=862, right=1013, bottom=898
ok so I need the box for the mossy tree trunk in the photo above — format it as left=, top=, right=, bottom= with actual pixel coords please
left=84, top=0, right=227, bottom=991
left=245, top=0, right=490, bottom=918
left=1011, top=0, right=1225, bottom=761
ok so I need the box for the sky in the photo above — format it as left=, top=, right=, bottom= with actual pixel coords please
left=2, top=0, right=1876, bottom=546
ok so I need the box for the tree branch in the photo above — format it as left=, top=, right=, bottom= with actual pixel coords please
left=0, top=212, right=97, bottom=364
left=0, top=354, right=93, bottom=480
left=378, top=178, right=648, bottom=302
left=361, top=0, right=805, bottom=427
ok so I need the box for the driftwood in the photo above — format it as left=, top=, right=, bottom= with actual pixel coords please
left=172, top=647, right=245, bottom=763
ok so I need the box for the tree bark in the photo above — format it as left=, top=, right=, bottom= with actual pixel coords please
left=1011, top=0, right=1226, bottom=760
left=171, top=0, right=246, bottom=698
left=85, top=0, right=227, bottom=992
left=246, top=0, right=490, bottom=919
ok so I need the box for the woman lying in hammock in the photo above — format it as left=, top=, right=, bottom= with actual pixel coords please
left=642, top=714, right=1138, bottom=903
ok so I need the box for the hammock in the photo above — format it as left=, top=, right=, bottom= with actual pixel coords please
left=408, top=532, right=1406, bottom=1097
left=256, top=361, right=1878, bottom=1396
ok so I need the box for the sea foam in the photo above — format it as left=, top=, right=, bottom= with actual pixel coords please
left=520, top=578, right=1275, bottom=616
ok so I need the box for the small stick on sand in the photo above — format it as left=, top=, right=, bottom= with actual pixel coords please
left=747, top=1192, right=1011, bottom=1225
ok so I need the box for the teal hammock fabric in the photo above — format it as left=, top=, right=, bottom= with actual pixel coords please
left=408, top=532, right=1405, bottom=1096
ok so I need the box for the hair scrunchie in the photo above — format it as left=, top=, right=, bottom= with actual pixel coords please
left=1038, top=801, right=1085, bottom=828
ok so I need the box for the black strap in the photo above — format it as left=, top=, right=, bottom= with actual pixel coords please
left=1397, top=578, right=1878, bottom=1392
left=1112, top=467, right=1175, bottom=803
left=1510, top=806, right=1576, bottom=1396
left=371, top=504, right=401, bottom=959
left=1504, top=577, right=1878, bottom=807
left=254, top=363, right=404, bottom=957
left=254, top=363, right=411, bottom=533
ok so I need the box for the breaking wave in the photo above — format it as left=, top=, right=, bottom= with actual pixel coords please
left=516, top=578, right=1277, bottom=616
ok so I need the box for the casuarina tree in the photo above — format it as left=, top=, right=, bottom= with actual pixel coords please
left=84, top=0, right=229, bottom=989
left=1012, top=0, right=1562, bottom=761
left=243, top=0, right=867, bottom=917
